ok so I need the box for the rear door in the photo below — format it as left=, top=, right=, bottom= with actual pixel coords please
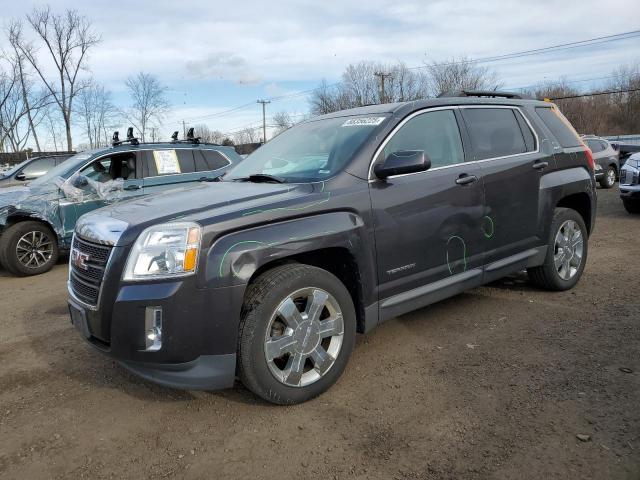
left=460, top=106, right=549, bottom=270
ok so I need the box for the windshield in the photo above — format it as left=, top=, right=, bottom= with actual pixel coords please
left=225, top=114, right=388, bottom=182
left=30, top=150, right=100, bottom=186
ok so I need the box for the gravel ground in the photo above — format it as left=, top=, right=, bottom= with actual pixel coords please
left=0, top=187, right=638, bottom=480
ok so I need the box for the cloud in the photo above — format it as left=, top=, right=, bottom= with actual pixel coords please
left=185, top=52, right=261, bottom=85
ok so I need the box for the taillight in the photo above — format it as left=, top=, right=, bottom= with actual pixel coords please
left=583, top=147, right=595, bottom=172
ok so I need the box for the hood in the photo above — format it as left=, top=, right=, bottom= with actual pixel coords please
left=77, top=181, right=318, bottom=246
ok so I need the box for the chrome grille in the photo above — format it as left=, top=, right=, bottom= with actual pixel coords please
left=69, top=236, right=112, bottom=306
left=621, top=169, right=639, bottom=185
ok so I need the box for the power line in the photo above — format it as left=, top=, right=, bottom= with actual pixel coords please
left=549, top=88, right=640, bottom=100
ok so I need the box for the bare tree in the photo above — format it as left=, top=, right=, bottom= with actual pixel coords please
left=11, top=7, right=100, bottom=151
left=233, top=126, right=259, bottom=145
left=76, top=79, right=118, bottom=148
left=0, top=64, right=32, bottom=152
left=426, top=57, right=502, bottom=97
left=272, top=111, right=293, bottom=135
left=193, top=124, right=228, bottom=144
left=310, top=61, right=429, bottom=115
left=124, top=72, right=169, bottom=142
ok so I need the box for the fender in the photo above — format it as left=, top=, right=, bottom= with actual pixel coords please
left=1, top=206, right=67, bottom=249
left=203, top=211, right=375, bottom=294
left=539, top=166, right=596, bottom=235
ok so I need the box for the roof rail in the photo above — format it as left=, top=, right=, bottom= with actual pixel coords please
left=438, top=90, right=531, bottom=100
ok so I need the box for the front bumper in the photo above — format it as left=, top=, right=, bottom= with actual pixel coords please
left=620, top=184, right=640, bottom=200
left=68, top=272, right=246, bottom=391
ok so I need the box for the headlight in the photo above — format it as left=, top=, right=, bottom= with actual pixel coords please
left=123, top=222, right=201, bottom=281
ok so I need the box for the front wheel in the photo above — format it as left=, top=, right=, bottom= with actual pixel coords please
left=237, top=263, right=356, bottom=404
left=0, top=221, right=59, bottom=276
left=599, top=166, right=616, bottom=188
left=527, top=208, right=588, bottom=291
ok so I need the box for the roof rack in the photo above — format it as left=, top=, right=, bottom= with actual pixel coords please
left=112, top=127, right=139, bottom=147
left=438, top=90, right=531, bottom=100
left=169, top=127, right=211, bottom=145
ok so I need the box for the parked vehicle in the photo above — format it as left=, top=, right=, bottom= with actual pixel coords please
left=610, top=141, right=640, bottom=167
left=582, top=136, right=619, bottom=188
left=0, top=132, right=242, bottom=276
left=619, top=152, right=640, bottom=214
left=68, top=93, right=596, bottom=404
left=0, top=154, right=74, bottom=188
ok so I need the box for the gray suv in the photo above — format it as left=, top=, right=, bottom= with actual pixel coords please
left=582, top=136, right=619, bottom=188
left=69, top=92, right=596, bottom=404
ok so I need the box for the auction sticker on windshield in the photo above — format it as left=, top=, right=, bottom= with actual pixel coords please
left=341, top=117, right=386, bottom=127
left=153, top=150, right=181, bottom=175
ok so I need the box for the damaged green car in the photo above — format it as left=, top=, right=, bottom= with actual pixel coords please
left=0, top=140, right=241, bottom=276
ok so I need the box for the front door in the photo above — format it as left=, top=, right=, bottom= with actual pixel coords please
left=369, top=108, right=485, bottom=317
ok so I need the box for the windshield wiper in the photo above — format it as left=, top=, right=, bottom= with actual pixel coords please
left=233, top=174, right=287, bottom=184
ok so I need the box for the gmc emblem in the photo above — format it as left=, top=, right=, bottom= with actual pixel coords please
left=71, top=248, right=90, bottom=271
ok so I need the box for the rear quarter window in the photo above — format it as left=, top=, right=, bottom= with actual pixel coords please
left=535, top=106, right=582, bottom=148
left=194, top=150, right=230, bottom=171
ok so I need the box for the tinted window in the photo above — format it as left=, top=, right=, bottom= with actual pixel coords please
left=146, top=149, right=193, bottom=177
left=463, top=108, right=527, bottom=160
left=22, top=158, right=56, bottom=178
left=535, top=107, right=582, bottom=148
left=585, top=139, right=603, bottom=153
left=514, top=111, right=537, bottom=152
left=195, top=150, right=229, bottom=171
left=382, top=109, right=464, bottom=168
left=599, top=140, right=609, bottom=152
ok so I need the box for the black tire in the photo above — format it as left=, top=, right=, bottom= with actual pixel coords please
left=527, top=208, right=588, bottom=291
left=599, top=165, right=616, bottom=189
left=623, top=199, right=640, bottom=214
left=0, top=221, right=59, bottom=276
left=237, top=263, right=356, bottom=405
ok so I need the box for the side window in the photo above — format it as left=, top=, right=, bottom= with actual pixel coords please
left=599, top=140, right=609, bottom=152
left=535, top=106, right=582, bottom=148
left=80, top=158, right=112, bottom=182
left=381, top=109, right=464, bottom=168
left=145, top=150, right=194, bottom=177
left=194, top=150, right=230, bottom=171
left=462, top=108, right=527, bottom=160
left=514, top=110, right=537, bottom=152
left=22, top=158, right=56, bottom=178
left=586, top=139, right=602, bottom=153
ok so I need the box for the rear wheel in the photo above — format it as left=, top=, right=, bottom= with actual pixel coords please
left=237, top=263, right=356, bottom=404
left=622, top=199, right=640, bottom=214
left=527, top=208, right=588, bottom=291
left=599, top=165, right=616, bottom=188
left=0, top=221, right=59, bottom=276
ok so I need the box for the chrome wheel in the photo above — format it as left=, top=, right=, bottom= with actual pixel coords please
left=264, top=287, right=344, bottom=387
left=16, top=230, right=54, bottom=269
left=606, top=168, right=616, bottom=186
left=554, top=220, right=584, bottom=280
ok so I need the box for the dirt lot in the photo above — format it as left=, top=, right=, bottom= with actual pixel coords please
left=0, top=187, right=638, bottom=480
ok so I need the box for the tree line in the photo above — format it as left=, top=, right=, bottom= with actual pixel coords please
left=0, top=6, right=170, bottom=153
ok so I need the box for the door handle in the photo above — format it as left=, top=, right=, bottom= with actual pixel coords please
left=532, top=161, right=548, bottom=170
left=455, top=174, right=478, bottom=185
left=124, top=184, right=141, bottom=191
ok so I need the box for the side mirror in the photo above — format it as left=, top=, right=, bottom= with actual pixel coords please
left=374, top=150, right=430, bottom=179
left=72, top=175, right=89, bottom=188
left=15, top=173, right=26, bottom=181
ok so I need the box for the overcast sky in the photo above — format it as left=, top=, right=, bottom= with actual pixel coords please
left=2, top=0, right=640, bottom=148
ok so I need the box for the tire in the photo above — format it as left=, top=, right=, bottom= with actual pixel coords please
left=623, top=199, right=640, bottom=214
left=237, top=263, right=356, bottom=405
left=599, top=165, right=616, bottom=188
left=0, top=221, right=59, bottom=276
left=527, top=208, right=588, bottom=291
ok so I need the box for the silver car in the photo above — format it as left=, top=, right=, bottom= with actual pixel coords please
left=582, top=136, right=620, bottom=189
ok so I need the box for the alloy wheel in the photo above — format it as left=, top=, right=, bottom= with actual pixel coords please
left=16, top=230, right=54, bottom=269
left=264, top=287, right=344, bottom=387
left=606, top=168, right=616, bottom=187
left=553, top=220, right=584, bottom=280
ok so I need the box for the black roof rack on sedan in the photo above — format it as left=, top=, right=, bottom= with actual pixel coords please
left=438, top=90, right=531, bottom=100
left=112, top=127, right=140, bottom=146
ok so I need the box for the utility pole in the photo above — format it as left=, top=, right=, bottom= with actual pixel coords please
left=374, top=71, right=393, bottom=104
left=182, top=120, right=186, bottom=139
left=257, top=99, right=271, bottom=143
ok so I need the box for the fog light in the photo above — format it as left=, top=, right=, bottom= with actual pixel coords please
left=144, top=307, right=162, bottom=351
